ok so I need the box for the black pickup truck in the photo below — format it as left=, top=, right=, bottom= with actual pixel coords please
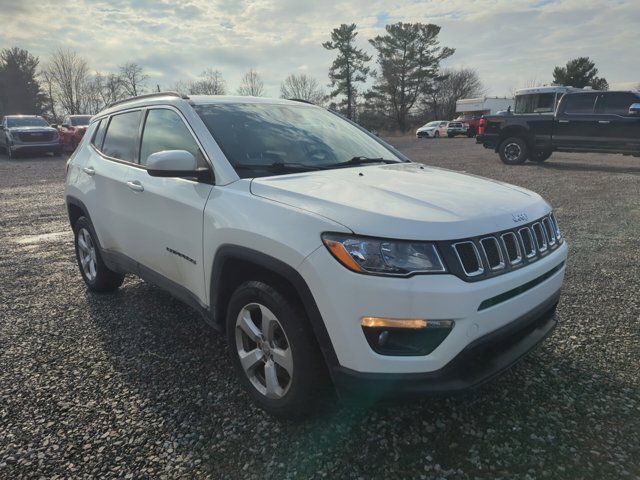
left=477, top=90, right=640, bottom=164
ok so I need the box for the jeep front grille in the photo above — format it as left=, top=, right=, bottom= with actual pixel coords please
left=442, top=214, right=563, bottom=282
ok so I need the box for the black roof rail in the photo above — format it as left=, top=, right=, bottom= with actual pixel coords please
left=107, top=91, right=189, bottom=109
left=287, top=98, right=315, bottom=105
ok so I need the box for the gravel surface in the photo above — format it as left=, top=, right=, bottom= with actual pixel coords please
left=1, top=140, right=639, bottom=479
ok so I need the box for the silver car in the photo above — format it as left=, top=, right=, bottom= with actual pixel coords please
left=0, top=115, right=62, bottom=159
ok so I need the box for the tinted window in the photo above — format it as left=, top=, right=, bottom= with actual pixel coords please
left=514, top=93, right=556, bottom=114
left=101, top=111, right=142, bottom=162
left=6, top=116, right=49, bottom=127
left=92, top=120, right=106, bottom=148
left=71, top=115, right=92, bottom=126
left=597, top=93, right=640, bottom=115
left=194, top=103, right=401, bottom=178
left=140, top=109, right=205, bottom=167
left=563, top=94, right=598, bottom=114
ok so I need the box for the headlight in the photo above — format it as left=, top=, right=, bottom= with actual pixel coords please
left=321, top=233, right=446, bottom=276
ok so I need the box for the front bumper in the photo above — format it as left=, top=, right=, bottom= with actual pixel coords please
left=12, top=141, right=62, bottom=153
left=416, top=131, right=434, bottom=138
left=332, top=290, right=558, bottom=398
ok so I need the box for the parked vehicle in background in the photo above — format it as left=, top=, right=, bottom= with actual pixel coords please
left=65, top=92, right=568, bottom=418
left=0, top=115, right=62, bottom=159
left=56, top=115, right=92, bottom=151
left=455, top=96, right=514, bottom=136
left=477, top=90, right=640, bottom=164
left=416, top=121, right=448, bottom=138
left=446, top=122, right=469, bottom=138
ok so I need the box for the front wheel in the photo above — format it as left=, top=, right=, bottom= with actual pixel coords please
left=226, top=281, right=328, bottom=419
left=499, top=137, right=528, bottom=165
left=529, top=150, right=552, bottom=162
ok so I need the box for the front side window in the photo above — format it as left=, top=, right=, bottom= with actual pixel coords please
left=139, top=109, right=206, bottom=167
left=194, top=103, right=402, bottom=178
left=71, top=115, right=92, bottom=126
left=597, top=93, right=639, bottom=116
left=101, top=110, right=142, bottom=162
left=6, top=116, right=49, bottom=128
left=562, top=94, right=598, bottom=114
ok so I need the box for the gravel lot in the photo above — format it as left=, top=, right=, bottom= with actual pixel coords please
left=1, top=138, right=639, bottom=479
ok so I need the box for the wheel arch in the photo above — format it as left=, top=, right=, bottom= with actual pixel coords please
left=66, top=196, right=91, bottom=231
left=497, top=126, right=533, bottom=151
left=210, top=245, right=340, bottom=378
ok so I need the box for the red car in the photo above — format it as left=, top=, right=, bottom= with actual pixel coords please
left=56, top=115, right=92, bottom=151
left=453, top=115, right=481, bottom=137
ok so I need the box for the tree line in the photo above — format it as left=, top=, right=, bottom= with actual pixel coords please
left=0, top=21, right=628, bottom=132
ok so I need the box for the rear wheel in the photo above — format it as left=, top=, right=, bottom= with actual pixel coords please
left=529, top=150, right=552, bottom=162
left=499, top=136, right=528, bottom=165
left=434, top=131, right=440, bottom=138
left=74, top=217, right=124, bottom=292
left=226, top=281, right=328, bottom=418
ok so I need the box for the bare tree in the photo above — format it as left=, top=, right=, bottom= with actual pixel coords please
left=280, top=74, right=325, bottom=104
left=42, top=49, right=91, bottom=115
left=237, top=68, right=264, bottom=96
left=89, top=71, right=126, bottom=113
left=119, top=62, right=148, bottom=97
left=424, top=68, right=486, bottom=120
left=188, top=69, right=227, bottom=95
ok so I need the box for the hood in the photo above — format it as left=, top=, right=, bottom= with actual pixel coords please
left=250, top=163, right=550, bottom=240
left=8, top=126, right=56, bottom=133
left=417, top=126, right=436, bottom=131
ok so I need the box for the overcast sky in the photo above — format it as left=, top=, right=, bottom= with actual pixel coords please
left=1, top=0, right=638, bottom=98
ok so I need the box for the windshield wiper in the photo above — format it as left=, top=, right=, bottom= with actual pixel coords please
left=233, top=161, right=323, bottom=172
left=322, top=156, right=400, bottom=169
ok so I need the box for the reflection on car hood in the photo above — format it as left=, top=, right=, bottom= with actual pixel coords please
left=250, top=163, right=550, bottom=239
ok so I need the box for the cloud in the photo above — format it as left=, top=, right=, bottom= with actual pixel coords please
left=0, top=0, right=637, bottom=97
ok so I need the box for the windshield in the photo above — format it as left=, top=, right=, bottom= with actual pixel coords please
left=425, top=121, right=440, bottom=127
left=194, top=103, right=402, bottom=178
left=71, top=116, right=91, bottom=126
left=514, top=93, right=557, bottom=114
left=6, top=117, right=49, bottom=128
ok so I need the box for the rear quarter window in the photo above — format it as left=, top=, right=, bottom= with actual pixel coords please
left=101, top=111, right=142, bottom=162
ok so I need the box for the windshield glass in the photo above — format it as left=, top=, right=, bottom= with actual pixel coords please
left=194, top=103, right=402, bottom=178
left=6, top=117, right=49, bottom=128
left=514, top=93, right=557, bottom=114
left=426, top=121, right=440, bottom=127
left=71, top=116, right=91, bottom=126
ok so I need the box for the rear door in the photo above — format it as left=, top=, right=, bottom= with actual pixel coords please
left=119, top=106, right=213, bottom=303
left=593, top=92, right=640, bottom=152
left=553, top=93, right=600, bottom=150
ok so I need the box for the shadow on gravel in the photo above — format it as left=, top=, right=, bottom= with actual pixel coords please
left=532, top=160, right=640, bottom=175
left=84, top=280, right=640, bottom=478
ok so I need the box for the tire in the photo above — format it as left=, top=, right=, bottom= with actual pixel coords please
left=448, top=134, right=454, bottom=138
left=226, top=280, right=328, bottom=419
left=73, top=216, right=124, bottom=292
left=529, top=150, right=552, bottom=163
left=498, top=136, right=528, bottom=165
left=7, top=146, right=14, bottom=160
left=434, top=131, right=440, bottom=138
left=53, top=149, right=62, bottom=157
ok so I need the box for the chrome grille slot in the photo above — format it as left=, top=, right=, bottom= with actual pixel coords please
left=453, top=241, right=484, bottom=276
left=480, top=237, right=505, bottom=271
left=542, top=217, right=556, bottom=246
left=501, top=232, right=522, bottom=264
left=550, top=213, right=562, bottom=242
left=532, top=222, right=548, bottom=252
left=518, top=227, right=536, bottom=258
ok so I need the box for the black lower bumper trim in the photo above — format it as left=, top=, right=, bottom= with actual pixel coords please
left=332, top=290, right=560, bottom=399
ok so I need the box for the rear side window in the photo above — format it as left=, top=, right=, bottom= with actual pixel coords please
left=102, top=111, right=142, bottom=162
left=92, top=120, right=106, bottom=149
left=139, top=109, right=206, bottom=167
left=597, top=93, right=640, bottom=115
left=563, top=94, right=598, bottom=114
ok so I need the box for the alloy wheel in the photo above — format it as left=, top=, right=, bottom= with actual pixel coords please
left=77, top=227, right=97, bottom=281
left=504, top=142, right=522, bottom=162
left=235, top=303, right=293, bottom=399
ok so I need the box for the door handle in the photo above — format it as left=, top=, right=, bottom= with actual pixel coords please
left=82, top=166, right=95, bottom=176
left=598, top=120, right=610, bottom=124
left=126, top=180, right=144, bottom=192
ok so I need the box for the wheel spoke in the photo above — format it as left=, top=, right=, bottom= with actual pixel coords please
left=259, top=304, right=277, bottom=341
left=78, top=234, right=87, bottom=251
left=238, top=310, right=261, bottom=342
left=238, top=348, right=263, bottom=372
left=271, top=347, right=293, bottom=375
left=89, top=260, right=96, bottom=279
left=264, top=360, right=282, bottom=398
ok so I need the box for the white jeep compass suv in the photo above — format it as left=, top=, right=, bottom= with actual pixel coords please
left=65, top=93, right=568, bottom=418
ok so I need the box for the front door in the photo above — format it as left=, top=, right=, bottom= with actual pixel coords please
left=594, top=92, right=640, bottom=153
left=554, top=92, right=600, bottom=151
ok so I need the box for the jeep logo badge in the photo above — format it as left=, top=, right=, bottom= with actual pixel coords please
left=512, top=212, right=528, bottom=223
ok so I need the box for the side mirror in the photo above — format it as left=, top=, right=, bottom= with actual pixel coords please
left=146, top=150, right=211, bottom=182
left=629, top=103, right=640, bottom=115
left=61, top=123, right=70, bottom=128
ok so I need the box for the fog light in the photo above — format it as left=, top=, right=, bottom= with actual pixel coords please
left=361, top=317, right=454, bottom=356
